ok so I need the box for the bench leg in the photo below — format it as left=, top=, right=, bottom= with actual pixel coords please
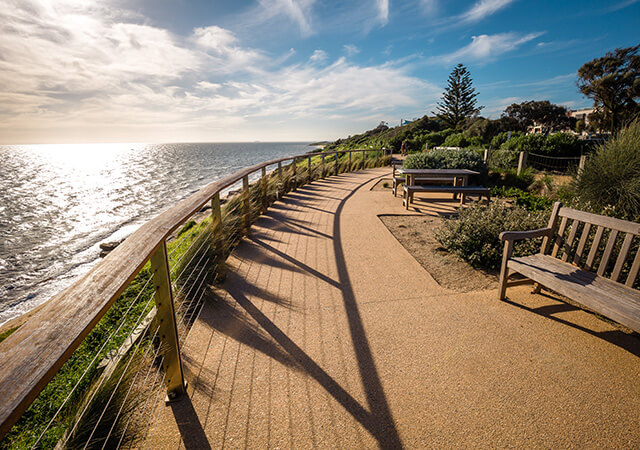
left=498, top=240, right=514, bottom=300
left=392, top=179, right=397, bottom=197
left=532, top=283, right=542, bottom=294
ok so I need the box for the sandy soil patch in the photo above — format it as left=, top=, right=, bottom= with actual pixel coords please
left=379, top=214, right=497, bottom=293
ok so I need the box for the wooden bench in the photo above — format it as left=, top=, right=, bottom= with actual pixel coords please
left=499, top=201, right=640, bottom=333
left=403, top=185, right=491, bottom=209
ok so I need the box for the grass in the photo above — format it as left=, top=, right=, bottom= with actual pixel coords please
left=0, top=149, right=390, bottom=449
left=0, top=326, right=18, bottom=344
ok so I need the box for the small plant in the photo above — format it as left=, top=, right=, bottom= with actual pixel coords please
left=177, top=220, right=196, bottom=237
left=436, top=202, right=549, bottom=270
left=576, top=121, right=640, bottom=221
left=491, top=186, right=553, bottom=212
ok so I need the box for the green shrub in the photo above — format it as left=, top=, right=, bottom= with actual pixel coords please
left=489, top=148, right=519, bottom=169
left=543, top=132, right=582, bottom=156
left=500, top=133, right=547, bottom=153
left=403, top=149, right=487, bottom=177
left=498, top=168, right=536, bottom=190
left=491, top=186, right=553, bottom=212
left=442, top=133, right=469, bottom=148
left=436, top=203, right=550, bottom=270
left=490, top=131, right=523, bottom=149
left=576, top=121, right=640, bottom=221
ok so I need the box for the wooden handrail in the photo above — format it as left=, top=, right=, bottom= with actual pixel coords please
left=0, top=148, right=388, bottom=437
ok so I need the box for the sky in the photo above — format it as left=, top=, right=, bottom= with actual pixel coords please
left=0, top=0, right=638, bottom=144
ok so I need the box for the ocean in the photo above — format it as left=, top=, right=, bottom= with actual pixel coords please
left=0, top=142, right=314, bottom=325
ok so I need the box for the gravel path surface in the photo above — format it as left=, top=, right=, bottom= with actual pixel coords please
left=146, top=167, right=640, bottom=449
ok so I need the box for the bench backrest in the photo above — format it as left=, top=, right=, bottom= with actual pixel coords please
left=542, top=202, right=640, bottom=288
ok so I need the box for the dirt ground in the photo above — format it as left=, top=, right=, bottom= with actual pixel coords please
left=378, top=214, right=497, bottom=293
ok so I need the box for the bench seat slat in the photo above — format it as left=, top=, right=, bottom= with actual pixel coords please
left=403, top=186, right=489, bottom=193
left=508, top=254, right=640, bottom=332
left=513, top=254, right=640, bottom=306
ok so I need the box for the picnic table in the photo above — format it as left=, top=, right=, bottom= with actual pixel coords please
left=394, top=168, right=479, bottom=187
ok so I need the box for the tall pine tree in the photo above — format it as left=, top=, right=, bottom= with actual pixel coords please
left=434, top=64, right=483, bottom=129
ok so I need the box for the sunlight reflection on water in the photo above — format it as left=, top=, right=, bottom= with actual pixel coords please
left=0, top=142, right=312, bottom=325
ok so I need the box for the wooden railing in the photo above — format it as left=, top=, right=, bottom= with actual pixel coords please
left=0, top=148, right=390, bottom=442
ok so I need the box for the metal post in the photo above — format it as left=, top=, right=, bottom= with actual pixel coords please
left=211, top=192, right=225, bottom=280
left=307, top=156, right=312, bottom=182
left=242, top=175, right=250, bottom=233
left=150, top=241, right=185, bottom=401
left=517, top=151, right=527, bottom=175
left=321, top=154, right=325, bottom=178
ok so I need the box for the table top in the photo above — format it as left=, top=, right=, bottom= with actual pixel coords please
left=395, top=168, right=480, bottom=175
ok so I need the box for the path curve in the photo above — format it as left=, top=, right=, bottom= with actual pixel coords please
left=147, top=168, right=640, bottom=449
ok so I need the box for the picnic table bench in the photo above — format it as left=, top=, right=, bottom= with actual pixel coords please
left=499, top=201, right=640, bottom=333
left=403, top=185, right=491, bottom=209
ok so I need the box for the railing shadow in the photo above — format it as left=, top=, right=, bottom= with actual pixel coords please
left=168, top=394, right=212, bottom=450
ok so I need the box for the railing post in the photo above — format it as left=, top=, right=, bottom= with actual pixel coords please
left=334, top=153, right=338, bottom=175
left=517, top=151, right=527, bottom=175
left=150, top=241, right=185, bottom=401
left=376, top=150, right=379, bottom=166
left=211, top=192, right=225, bottom=280
left=362, top=150, right=366, bottom=169
left=292, top=158, right=297, bottom=190
left=242, top=175, right=250, bottom=233
left=307, top=156, right=312, bottom=182
left=579, top=154, right=587, bottom=172
left=483, top=149, right=490, bottom=164
left=321, top=154, right=325, bottom=178
left=277, top=161, right=282, bottom=192
left=348, top=151, right=352, bottom=171
left=261, top=167, right=267, bottom=210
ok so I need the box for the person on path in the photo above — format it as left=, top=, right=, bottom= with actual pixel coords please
left=401, top=140, right=408, bottom=156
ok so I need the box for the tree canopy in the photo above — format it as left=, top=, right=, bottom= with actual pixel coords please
left=434, top=64, right=483, bottom=129
left=577, top=44, right=640, bottom=132
left=502, top=100, right=572, bottom=134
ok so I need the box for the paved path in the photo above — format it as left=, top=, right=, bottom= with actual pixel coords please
left=147, top=168, right=640, bottom=449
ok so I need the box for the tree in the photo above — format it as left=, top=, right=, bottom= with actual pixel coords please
left=502, top=100, right=571, bottom=133
left=577, top=45, right=640, bottom=132
left=434, top=64, right=483, bottom=129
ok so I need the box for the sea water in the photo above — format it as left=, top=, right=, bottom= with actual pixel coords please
left=0, top=142, right=313, bottom=325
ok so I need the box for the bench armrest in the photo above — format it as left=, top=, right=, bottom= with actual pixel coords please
left=499, top=228, right=553, bottom=242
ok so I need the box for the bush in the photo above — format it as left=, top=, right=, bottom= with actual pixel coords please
left=442, top=133, right=469, bottom=148
left=491, top=186, right=554, bottom=212
left=403, top=148, right=487, bottom=176
left=489, top=148, right=519, bottom=169
left=498, top=132, right=582, bottom=156
left=490, top=131, right=523, bottom=149
left=500, top=133, right=547, bottom=153
left=436, top=203, right=550, bottom=270
left=576, top=121, right=640, bottom=221
left=543, top=132, right=582, bottom=156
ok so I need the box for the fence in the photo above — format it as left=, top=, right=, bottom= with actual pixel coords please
left=0, top=148, right=391, bottom=448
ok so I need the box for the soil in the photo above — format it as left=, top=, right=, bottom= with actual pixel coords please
left=379, top=214, right=497, bottom=293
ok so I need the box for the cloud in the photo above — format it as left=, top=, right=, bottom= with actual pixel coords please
left=0, top=0, right=440, bottom=143
left=420, top=0, right=438, bottom=15
left=460, top=0, right=516, bottom=23
left=376, top=0, right=389, bottom=25
left=432, top=32, right=544, bottom=65
left=309, top=49, right=328, bottom=62
left=257, top=0, right=315, bottom=36
left=343, top=44, right=360, bottom=56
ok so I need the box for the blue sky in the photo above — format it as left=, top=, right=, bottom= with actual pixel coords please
left=1, top=0, right=638, bottom=144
